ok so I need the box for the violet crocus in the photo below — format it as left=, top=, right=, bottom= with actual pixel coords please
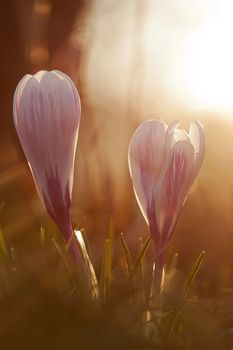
left=128, top=120, right=205, bottom=279
left=13, top=70, right=81, bottom=263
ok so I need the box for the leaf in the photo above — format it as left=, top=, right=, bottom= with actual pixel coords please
left=137, top=237, right=154, bottom=339
left=80, top=228, right=92, bottom=260
left=133, top=234, right=152, bottom=274
left=138, top=237, right=145, bottom=301
left=120, top=233, right=133, bottom=276
left=163, top=251, right=205, bottom=338
left=100, top=238, right=112, bottom=302
left=168, top=253, right=179, bottom=273
left=0, top=227, right=8, bottom=264
left=148, top=262, right=156, bottom=302
left=52, top=238, right=78, bottom=291
left=74, top=230, right=99, bottom=300
left=107, top=218, right=114, bottom=272
left=183, top=251, right=205, bottom=297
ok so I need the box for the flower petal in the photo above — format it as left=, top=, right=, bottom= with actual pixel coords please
left=13, top=70, right=81, bottom=231
left=189, top=120, right=206, bottom=177
left=159, top=139, right=195, bottom=242
left=128, top=119, right=167, bottom=225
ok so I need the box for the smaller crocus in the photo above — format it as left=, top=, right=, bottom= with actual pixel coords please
left=13, top=70, right=81, bottom=263
left=128, top=119, right=205, bottom=280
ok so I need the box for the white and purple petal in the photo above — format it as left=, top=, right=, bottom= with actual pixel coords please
left=128, top=120, right=167, bottom=234
left=13, top=70, right=81, bottom=240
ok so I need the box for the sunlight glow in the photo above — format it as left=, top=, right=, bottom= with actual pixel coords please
left=144, top=0, right=233, bottom=114
left=180, top=8, right=233, bottom=112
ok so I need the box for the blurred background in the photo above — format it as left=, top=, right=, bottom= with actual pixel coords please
left=1, top=0, right=233, bottom=295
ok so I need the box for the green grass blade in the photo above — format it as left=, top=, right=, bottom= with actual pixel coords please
left=138, top=237, right=146, bottom=336
left=0, top=227, right=8, bottom=264
left=100, top=219, right=114, bottom=302
left=80, top=228, right=92, bottom=260
left=168, top=253, right=179, bottom=273
left=138, top=237, right=145, bottom=303
left=164, top=251, right=205, bottom=338
left=120, top=233, right=133, bottom=276
left=107, top=218, right=114, bottom=271
left=100, top=238, right=112, bottom=303
left=133, top=234, right=152, bottom=274
left=148, top=262, right=156, bottom=302
left=183, top=251, right=205, bottom=297
left=74, top=230, right=99, bottom=300
left=52, top=238, right=78, bottom=291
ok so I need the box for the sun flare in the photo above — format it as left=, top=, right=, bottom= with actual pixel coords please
left=180, top=9, right=233, bottom=112
left=144, top=0, right=233, bottom=114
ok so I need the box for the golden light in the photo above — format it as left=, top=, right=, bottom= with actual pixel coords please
left=144, top=0, right=233, bottom=114
left=83, top=0, right=233, bottom=118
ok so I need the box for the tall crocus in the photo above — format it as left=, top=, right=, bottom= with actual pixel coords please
left=128, top=120, right=205, bottom=279
left=13, top=70, right=81, bottom=262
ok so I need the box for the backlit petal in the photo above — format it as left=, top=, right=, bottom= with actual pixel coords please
left=189, top=120, right=206, bottom=177
left=159, top=140, right=195, bottom=240
left=13, top=70, right=81, bottom=234
left=128, top=119, right=167, bottom=226
left=129, top=119, right=205, bottom=255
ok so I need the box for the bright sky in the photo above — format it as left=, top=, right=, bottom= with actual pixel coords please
left=85, top=0, right=233, bottom=116
left=146, top=0, right=233, bottom=113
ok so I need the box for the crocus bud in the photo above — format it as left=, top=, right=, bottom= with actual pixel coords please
left=128, top=119, right=205, bottom=273
left=13, top=70, right=81, bottom=261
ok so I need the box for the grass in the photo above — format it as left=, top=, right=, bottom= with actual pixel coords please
left=0, top=223, right=232, bottom=350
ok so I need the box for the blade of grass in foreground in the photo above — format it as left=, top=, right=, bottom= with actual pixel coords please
left=100, top=220, right=114, bottom=303
left=100, top=239, right=112, bottom=303
left=0, top=227, right=8, bottom=265
left=138, top=237, right=145, bottom=306
left=133, top=234, right=152, bottom=274
left=183, top=251, right=205, bottom=298
left=107, top=218, right=114, bottom=274
left=120, top=233, right=133, bottom=276
left=138, top=237, right=149, bottom=338
left=120, top=233, right=151, bottom=281
left=164, top=251, right=205, bottom=339
left=80, top=228, right=92, bottom=260
left=52, top=238, right=78, bottom=292
left=168, top=253, right=179, bottom=274
left=74, top=230, right=99, bottom=300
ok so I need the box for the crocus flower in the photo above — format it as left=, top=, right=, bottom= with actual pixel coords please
left=13, top=70, right=81, bottom=262
left=128, top=119, right=205, bottom=273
